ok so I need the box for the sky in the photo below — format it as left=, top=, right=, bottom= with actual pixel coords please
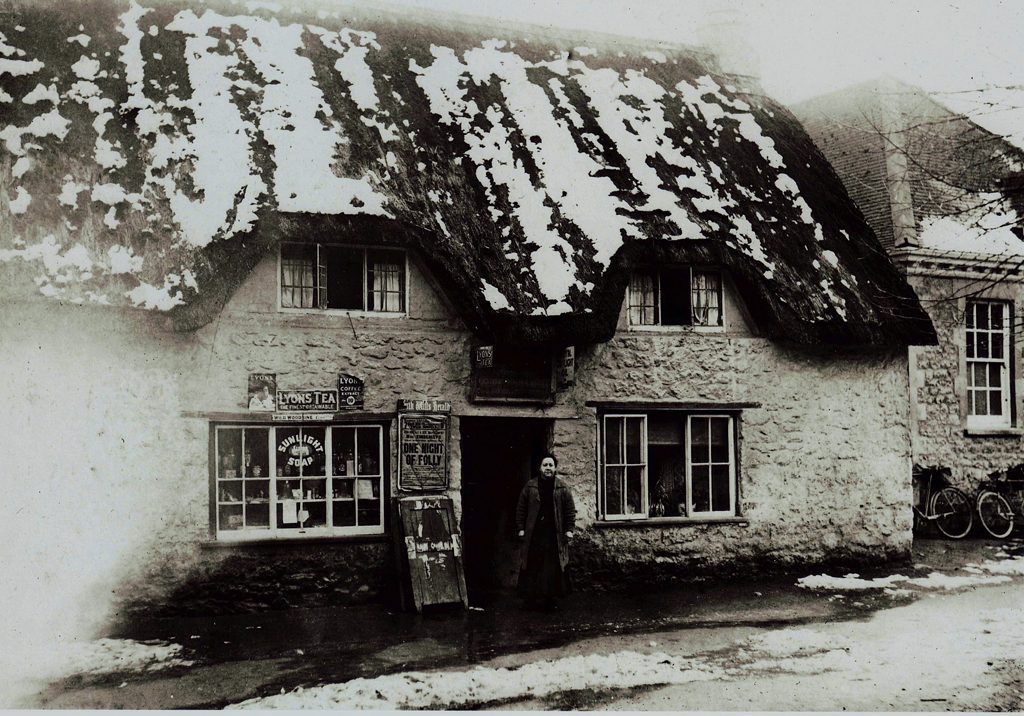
left=371, top=0, right=1024, bottom=144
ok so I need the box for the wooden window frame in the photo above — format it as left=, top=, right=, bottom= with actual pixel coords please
left=627, top=267, right=724, bottom=331
left=278, top=243, right=408, bottom=317
left=212, top=422, right=387, bottom=542
left=965, top=299, right=1013, bottom=429
left=598, top=411, right=740, bottom=522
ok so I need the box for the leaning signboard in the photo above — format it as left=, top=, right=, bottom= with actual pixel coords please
left=397, top=406, right=449, bottom=492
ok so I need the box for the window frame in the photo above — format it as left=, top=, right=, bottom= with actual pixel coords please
left=964, top=299, right=1013, bottom=429
left=627, top=267, right=725, bottom=332
left=598, top=411, right=740, bottom=522
left=277, top=243, right=409, bottom=317
left=212, top=422, right=388, bottom=542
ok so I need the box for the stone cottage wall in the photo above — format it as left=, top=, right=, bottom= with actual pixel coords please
left=906, top=273, right=1024, bottom=488
left=3, top=251, right=915, bottom=621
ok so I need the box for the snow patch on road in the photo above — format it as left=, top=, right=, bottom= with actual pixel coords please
left=230, top=649, right=726, bottom=710
left=799, top=554, right=1024, bottom=593
left=60, top=638, right=193, bottom=677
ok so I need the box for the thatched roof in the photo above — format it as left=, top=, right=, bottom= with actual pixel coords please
left=0, top=0, right=935, bottom=346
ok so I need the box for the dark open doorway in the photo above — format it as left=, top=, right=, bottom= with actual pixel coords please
left=460, top=417, right=552, bottom=603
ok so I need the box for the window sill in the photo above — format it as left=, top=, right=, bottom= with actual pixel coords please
left=202, top=533, right=388, bottom=549
left=627, top=324, right=725, bottom=334
left=278, top=308, right=407, bottom=319
left=594, top=516, right=748, bottom=529
left=963, top=427, right=1022, bottom=437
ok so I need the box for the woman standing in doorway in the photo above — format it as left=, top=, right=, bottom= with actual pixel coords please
left=515, top=453, right=576, bottom=610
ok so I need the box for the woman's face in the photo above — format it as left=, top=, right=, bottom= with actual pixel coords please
left=540, top=457, right=556, bottom=477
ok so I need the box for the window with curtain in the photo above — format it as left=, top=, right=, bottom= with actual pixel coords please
left=280, top=243, right=406, bottom=313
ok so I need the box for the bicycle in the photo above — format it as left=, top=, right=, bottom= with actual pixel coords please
left=975, top=468, right=1024, bottom=539
left=913, top=467, right=973, bottom=539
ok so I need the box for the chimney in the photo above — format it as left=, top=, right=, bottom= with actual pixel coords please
left=696, top=5, right=760, bottom=79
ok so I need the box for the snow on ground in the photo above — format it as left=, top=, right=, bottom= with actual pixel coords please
left=797, top=553, right=1024, bottom=593
left=60, top=638, right=193, bottom=677
left=231, top=649, right=728, bottom=710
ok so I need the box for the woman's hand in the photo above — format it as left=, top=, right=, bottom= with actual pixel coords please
left=517, top=530, right=525, bottom=539
left=565, top=531, right=573, bottom=539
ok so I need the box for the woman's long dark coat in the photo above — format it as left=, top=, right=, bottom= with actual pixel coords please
left=515, top=477, right=576, bottom=571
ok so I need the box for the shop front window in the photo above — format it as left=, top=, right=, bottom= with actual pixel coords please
left=214, top=423, right=386, bottom=540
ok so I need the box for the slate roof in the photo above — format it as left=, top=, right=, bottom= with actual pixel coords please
left=793, top=77, right=1024, bottom=258
left=0, top=0, right=934, bottom=346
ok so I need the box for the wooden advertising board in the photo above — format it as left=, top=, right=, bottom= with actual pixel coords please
left=395, top=496, right=468, bottom=612
left=398, top=411, right=449, bottom=491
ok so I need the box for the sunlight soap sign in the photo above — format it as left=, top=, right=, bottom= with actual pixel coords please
left=398, top=401, right=450, bottom=491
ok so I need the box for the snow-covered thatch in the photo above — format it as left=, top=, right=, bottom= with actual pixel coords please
left=0, top=0, right=934, bottom=345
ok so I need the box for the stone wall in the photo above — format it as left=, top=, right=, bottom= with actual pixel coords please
left=906, top=273, right=1024, bottom=488
left=2, top=250, right=915, bottom=621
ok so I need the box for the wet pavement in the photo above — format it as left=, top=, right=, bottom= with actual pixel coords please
left=24, top=538, right=1018, bottom=709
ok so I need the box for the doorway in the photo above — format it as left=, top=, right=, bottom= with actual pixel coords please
left=460, top=417, right=552, bottom=601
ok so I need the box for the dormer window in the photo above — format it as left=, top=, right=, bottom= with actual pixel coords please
left=280, top=243, right=406, bottom=313
left=628, top=268, right=723, bottom=328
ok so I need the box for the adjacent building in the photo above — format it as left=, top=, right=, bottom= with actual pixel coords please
left=1, top=1, right=934, bottom=616
left=794, top=78, right=1024, bottom=489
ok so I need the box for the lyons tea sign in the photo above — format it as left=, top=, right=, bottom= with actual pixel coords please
left=276, top=389, right=339, bottom=412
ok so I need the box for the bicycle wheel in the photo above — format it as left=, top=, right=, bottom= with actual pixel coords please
left=931, top=487, right=973, bottom=539
left=977, top=491, right=1014, bottom=539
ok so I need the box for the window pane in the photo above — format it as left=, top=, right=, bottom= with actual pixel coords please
left=605, top=465, right=624, bottom=515
left=974, top=390, right=989, bottom=416
left=709, top=418, right=730, bottom=463
left=367, top=249, right=405, bottom=312
left=322, top=246, right=363, bottom=310
left=243, top=428, right=269, bottom=478
left=334, top=500, right=356, bottom=526
left=991, top=304, right=1004, bottom=329
left=333, top=427, right=356, bottom=476
left=276, top=427, right=302, bottom=477
left=977, top=332, right=990, bottom=358
left=218, top=428, right=242, bottom=479
left=357, top=477, right=381, bottom=526
left=990, top=390, right=1004, bottom=416
left=356, top=427, right=381, bottom=476
left=966, top=305, right=975, bottom=329
left=605, top=418, right=623, bottom=464
left=966, top=333, right=975, bottom=359
left=691, top=465, right=711, bottom=513
left=711, top=464, right=731, bottom=512
left=993, top=336, right=1004, bottom=359
left=281, top=243, right=317, bottom=308
left=690, top=418, right=710, bottom=463
left=305, top=502, right=327, bottom=528
left=625, top=417, right=643, bottom=464
left=989, top=363, right=1002, bottom=388
left=661, top=268, right=691, bottom=325
left=303, top=427, right=326, bottom=477
left=219, top=504, right=243, bottom=531
left=629, top=273, right=657, bottom=325
left=626, top=465, right=644, bottom=514
left=692, top=271, right=722, bottom=327
left=977, top=305, right=990, bottom=330
left=971, top=363, right=987, bottom=389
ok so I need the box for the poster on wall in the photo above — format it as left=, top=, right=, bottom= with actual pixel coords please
left=338, top=374, right=364, bottom=410
left=398, top=408, right=450, bottom=492
left=248, top=373, right=277, bottom=411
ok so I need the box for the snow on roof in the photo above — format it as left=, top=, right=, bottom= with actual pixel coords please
left=0, top=0, right=933, bottom=346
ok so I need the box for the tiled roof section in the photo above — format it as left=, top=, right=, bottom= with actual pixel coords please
left=795, top=99, right=895, bottom=250
left=793, top=77, right=1024, bottom=255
